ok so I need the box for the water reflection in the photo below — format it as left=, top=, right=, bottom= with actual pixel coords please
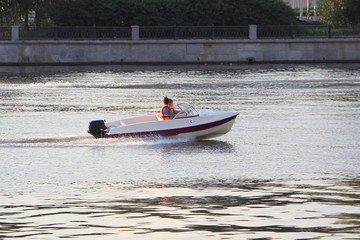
left=156, top=139, right=235, bottom=158
left=1, top=178, right=359, bottom=239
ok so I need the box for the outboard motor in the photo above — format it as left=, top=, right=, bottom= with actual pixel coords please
left=88, top=120, right=108, bottom=138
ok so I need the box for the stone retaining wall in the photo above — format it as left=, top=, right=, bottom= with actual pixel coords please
left=0, top=39, right=359, bottom=65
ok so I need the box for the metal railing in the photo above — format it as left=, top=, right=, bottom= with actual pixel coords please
left=257, top=25, right=360, bottom=39
left=140, top=26, right=249, bottom=40
left=20, top=26, right=132, bottom=40
left=329, top=25, right=360, bottom=38
left=0, top=27, right=11, bottom=40
left=2, top=25, right=360, bottom=41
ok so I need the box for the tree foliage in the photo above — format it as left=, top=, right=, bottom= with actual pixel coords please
left=318, top=0, right=360, bottom=25
left=0, top=0, right=20, bottom=25
left=0, top=0, right=52, bottom=28
left=50, top=0, right=296, bottom=26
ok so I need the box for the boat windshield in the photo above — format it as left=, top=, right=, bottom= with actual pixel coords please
left=174, top=102, right=199, bottom=119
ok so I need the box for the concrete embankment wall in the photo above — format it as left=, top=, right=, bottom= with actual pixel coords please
left=0, top=39, right=359, bottom=65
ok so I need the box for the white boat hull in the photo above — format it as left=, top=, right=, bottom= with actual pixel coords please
left=102, top=111, right=238, bottom=139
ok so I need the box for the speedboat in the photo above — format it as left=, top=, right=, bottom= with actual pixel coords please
left=88, top=103, right=238, bottom=139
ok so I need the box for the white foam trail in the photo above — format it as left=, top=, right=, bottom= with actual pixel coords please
left=0, top=134, right=92, bottom=145
left=0, top=134, right=196, bottom=147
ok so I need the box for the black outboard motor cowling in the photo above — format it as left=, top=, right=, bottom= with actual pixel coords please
left=88, top=120, right=108, bottom=138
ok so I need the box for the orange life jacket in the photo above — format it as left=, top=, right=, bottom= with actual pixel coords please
left=160, top=104, right=175, bottom=120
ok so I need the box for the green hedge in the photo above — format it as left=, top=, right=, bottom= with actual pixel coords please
left=50, top=0, right=296, bottom=26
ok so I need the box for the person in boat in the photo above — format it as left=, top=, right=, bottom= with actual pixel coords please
left=160, top=97, right=176, bottom=120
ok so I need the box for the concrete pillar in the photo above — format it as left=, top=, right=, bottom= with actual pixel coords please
left=299, top=0, right=303, bottom=17
left=11, top=26, right=19, bottom=41
left=131, top=25, right=139, bottom=41
left=249, top=25, right=257, bottom=40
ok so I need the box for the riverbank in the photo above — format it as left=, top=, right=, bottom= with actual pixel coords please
left=1, top=38, right=360, bottom=65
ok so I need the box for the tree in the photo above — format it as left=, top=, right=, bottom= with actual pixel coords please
left=50, top=0, right=296, bottom=26
left=0, top=0, right=20, bottom=26
left=318, top=0, right=360, bottom=25
left=33, top=0, right=53, bottom=27
left=16, top=0, right=34, bottom=29
left=0, top=0, right=52, bottom=27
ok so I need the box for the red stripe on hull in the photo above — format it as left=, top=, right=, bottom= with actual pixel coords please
left=105, top=115, right=237, bottom=138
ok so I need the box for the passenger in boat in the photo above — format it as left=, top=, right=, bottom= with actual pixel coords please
left=168, top=98, right=175, bottom=110
left=169, top=99, right=180, bottom=114
left=160, top=97, right=176, bottom=120
left=169, top=98, right=180, bottom=114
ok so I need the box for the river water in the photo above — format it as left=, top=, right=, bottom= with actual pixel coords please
left=0, top=64, right=359, bottom=239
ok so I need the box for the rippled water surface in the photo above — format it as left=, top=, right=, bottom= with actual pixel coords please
left=0, top=64, right=359, bottom=239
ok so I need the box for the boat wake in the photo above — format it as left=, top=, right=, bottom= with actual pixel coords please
left=0, top=134, right=196, bottom=147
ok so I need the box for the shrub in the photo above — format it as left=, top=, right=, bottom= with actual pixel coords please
left=50, top=0, right=296, bottom=26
